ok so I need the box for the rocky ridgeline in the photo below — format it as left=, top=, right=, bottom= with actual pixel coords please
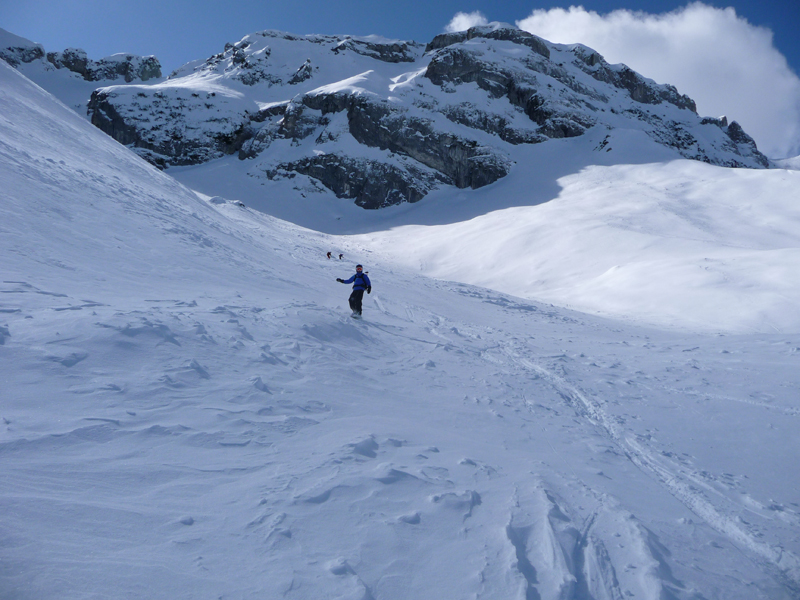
left=0, top=31, right=161, bottom=83
left=46, top=48, right=161, bottom=83
left=81, top=26, right=768, bottom=209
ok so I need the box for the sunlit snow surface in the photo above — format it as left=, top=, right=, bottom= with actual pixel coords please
left=2, top=62, right=800, bottom=599
left=353, top=156, right=800, bottom=333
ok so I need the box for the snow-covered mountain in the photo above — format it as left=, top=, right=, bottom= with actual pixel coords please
left=82, top=25, right=767, bottom=209
left=0, top=27, right=161, bottom=116
left=2, top=51, right=800, bottom=600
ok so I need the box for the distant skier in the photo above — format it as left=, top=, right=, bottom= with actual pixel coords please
left=338, top=253, right=343, bottom=260
left=326, top=252, right=332, bottom=259
left=336, top=264, right=371, bottom=318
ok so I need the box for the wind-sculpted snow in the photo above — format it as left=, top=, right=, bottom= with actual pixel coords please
left=76, top=25, right=768, bottom=210
left=2, top=59, right=800, bottom=599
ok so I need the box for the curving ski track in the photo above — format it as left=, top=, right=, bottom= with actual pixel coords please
left=504, top=345, right=800, bottom=594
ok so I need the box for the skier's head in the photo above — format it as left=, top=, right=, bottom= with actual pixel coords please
left=356, top=265, right=363, bottom=272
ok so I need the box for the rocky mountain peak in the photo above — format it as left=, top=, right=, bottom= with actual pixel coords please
left=47, top=48, right=161, bottom=82
left=168, top=30, right=423, bottom=85
left=80, top=25, right=768, bottom=209
left=1, top=28, right=161, bottom=83
left=425, top=24, right=551, bottom=59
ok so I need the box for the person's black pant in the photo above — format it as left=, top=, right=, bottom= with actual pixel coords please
left=349, top=289, right=365, bottom=314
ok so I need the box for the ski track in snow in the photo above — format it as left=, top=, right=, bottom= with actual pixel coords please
left=3, top=264, right=800, bottom=599
left=498, top=342, right=800, bottom=594
left=444, top=291, right=800, bottom=596
left=382, top=280, right=800, bottom=596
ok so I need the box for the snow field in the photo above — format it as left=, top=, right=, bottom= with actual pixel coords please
left=2, top=60, right=800, bottom=599
left=352, top=148, right=800, bottom=334
left=5, top=264, right=799, bottom=598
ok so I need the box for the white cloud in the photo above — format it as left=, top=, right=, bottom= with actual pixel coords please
left=517, top=2, right=800, bottom=159
left=445, top=11, right=489, bottom=33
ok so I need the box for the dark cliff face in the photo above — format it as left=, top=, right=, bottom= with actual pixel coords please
left=265, top=153, right=441, bottom=209
left=84, top=26, right=769, bottom=208
left=237, top=91, right=511, bottom=204
left=88, top=87, right=249, bottom=167
left=298, top=93, right=511, bottom=189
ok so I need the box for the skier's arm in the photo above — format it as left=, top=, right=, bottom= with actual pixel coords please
left=364, top=274, right=372, bottom=293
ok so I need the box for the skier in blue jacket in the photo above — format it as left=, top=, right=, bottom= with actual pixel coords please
left=336, top=264, right=371, bottom=317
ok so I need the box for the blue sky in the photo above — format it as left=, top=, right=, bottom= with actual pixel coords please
left=1, top=1, right=797, bottom=75
left=2, top=1, right=798, bottom=157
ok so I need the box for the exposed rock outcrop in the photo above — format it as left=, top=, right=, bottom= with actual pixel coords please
left=0, top=39, right=45, bottom=67
left=1, top=29, right=161, bottom=84
left=240, top=93, right=511, bottom=195
left=425, top=26, right=550, bottom=59
left=266, top=153, right=443, bottom=209
left=569, top=44, right=695, bottom=111
left=289, top=59, right=313, bottom=84
left=88, top=87, right=251, bottom=165
left=712, top=118, right=768, bottom=167
left=331, top=37, right=422, bottom=63
left=299, top=93, right=511, bottom=188
left=47, top=49, right=161, bottom=82
left=424, top=45, right=595, bottom=140
left=82, top=25, right=769, bottom=208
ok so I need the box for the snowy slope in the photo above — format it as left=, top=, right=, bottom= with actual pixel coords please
left=7, top=19, right=790, bottom=334
left=352, top=148, right=800, bottom=333
left=775, top=155, right=800, bottom=170
left=2, top=60, right=800, bottom=600
left=168, top=116, right=800, bottom=334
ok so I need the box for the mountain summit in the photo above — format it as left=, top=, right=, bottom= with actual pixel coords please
left=85, top=25, right=768, bottom=209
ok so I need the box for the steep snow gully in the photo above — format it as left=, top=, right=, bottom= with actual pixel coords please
left=1, top=55, right=800, bottom=600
